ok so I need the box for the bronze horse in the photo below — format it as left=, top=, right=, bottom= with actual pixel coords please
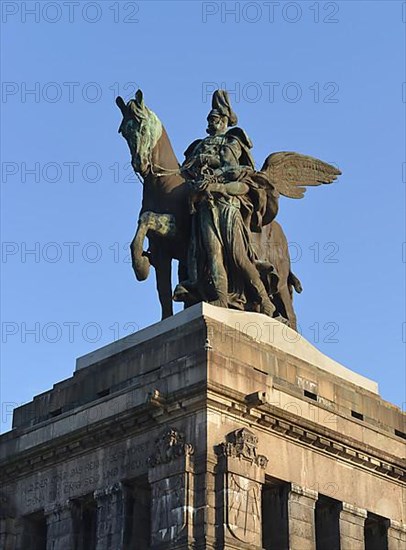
left=116, top=91, right=339, bottom=327
left=116, top=91, right=190, bottom=319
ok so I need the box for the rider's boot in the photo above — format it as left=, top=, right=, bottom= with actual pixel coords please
left=258, top=290, right=276, bottom=317
left=210, top=289, right=228, bottom=309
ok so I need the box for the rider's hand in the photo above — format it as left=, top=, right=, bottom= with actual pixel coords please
left=195, top=179, right=209, bottom=192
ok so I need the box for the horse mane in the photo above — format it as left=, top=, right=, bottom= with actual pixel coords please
left=135, top=105, right=163, bottom=169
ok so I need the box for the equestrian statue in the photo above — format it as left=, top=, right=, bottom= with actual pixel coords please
left=116, top=89, right=341, bottom=330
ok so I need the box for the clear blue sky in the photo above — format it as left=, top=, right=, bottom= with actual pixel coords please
left=1, top=1, right=405, bottom=432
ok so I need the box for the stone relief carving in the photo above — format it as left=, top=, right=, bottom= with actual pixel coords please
left=148, top=427, right=194, bottom=467
left=218, top=428, right=268, bottom=468
left=151, top=475, right=187, bottom=544
left=227, top=474, right=261, bottom=543
left=217, top=428, right=268, bottom=546
left=148, top=428, right=194, bottom=546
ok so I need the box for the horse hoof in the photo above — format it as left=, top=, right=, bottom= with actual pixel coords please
left=133, top=256, right=150, bottom=281
left=273, top=314, right=290, bottom=326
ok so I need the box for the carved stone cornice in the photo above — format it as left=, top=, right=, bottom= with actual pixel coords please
left=205, top=387, right=406, bottom=484
left=263, top=415, right=405, bottom=482
left=341, top=502, right=367, bottom=518
left=0, top=388, right=203, bottom=483
left=290, top=483, right=318, bottom=501
left=1, top=381, right=404, bottom=489
left=389, top=519, right=406, bottom=534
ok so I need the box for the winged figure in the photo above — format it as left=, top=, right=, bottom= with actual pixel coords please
left=116, top=89, right=341, bottom=329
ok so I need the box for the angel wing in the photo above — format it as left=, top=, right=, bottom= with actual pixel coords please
left=260, top=152, right=341, bottom=199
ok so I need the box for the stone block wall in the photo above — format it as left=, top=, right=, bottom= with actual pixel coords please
left=0, top=305, right=404, bottom=549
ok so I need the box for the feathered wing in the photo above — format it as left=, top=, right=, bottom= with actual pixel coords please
left=260, top=152, right=341, bottom=199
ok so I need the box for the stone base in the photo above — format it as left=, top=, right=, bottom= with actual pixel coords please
left=0, top=304, right=404, bottom=549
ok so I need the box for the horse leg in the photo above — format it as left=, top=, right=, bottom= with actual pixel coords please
left=154, top=249, right=173, bottom=319
left=130, top=211, right=177, bottom=281
left=130, top=214, right=152, bottom=281
left=177, top=260, right=194, bottom=309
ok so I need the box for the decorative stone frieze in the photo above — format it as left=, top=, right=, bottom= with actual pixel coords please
left=258, top=415, right=405, bottom=482
left=148, top=427, right=194, bottom=467
left=2, top=399, right=404, bottom=488
left=218, top=428, right=268, bottom=469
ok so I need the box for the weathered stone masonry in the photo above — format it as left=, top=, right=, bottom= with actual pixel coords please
left=0, top=304, right=405, bottom=549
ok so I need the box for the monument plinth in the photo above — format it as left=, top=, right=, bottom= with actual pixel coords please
left=1, top=304, right=405, bottom=549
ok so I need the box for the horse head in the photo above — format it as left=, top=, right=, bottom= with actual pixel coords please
left=116, top=89, right=163, bottom=177
left=116, top=90, right=188, bottom=310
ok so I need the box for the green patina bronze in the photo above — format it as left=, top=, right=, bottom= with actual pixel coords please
left=116, top=89, right=341, bottom=328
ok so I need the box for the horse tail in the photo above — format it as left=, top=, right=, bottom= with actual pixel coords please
left=288, top=271, right=303, bottom=294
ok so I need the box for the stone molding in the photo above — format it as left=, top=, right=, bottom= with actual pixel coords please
left=390, top=519, right=406, bottom=533
left=232, top=402, right=405, bottom=482
left=268, top=415, right=405, bottom=481
left=208, top=383, right=406, bottom=483
left=289, top=483, right=318, bottom=501
left=341, top=502, right=368, bottom=518
left=0, top=395, right=168, bottom=482
left=1, top=385, right=404, bottom=489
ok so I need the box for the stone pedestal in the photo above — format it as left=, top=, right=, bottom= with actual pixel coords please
left=0, top=303, right=404, bottom=550
left=339, top=503, right=367, bottom=550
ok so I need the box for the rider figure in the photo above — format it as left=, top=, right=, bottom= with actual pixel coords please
left=174, top=90, right=279, bottom=317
